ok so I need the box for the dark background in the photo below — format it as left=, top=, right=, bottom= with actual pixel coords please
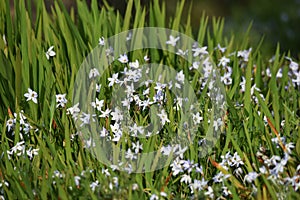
left=17, top=0, right=300, bottom=57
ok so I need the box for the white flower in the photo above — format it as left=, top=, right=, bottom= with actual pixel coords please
left=160, top=192, right=167, bottom=197
left=170, top=157, right=183, bottom=176
left=96, top=84, right=101, bottom=92
left=45, top=46, right=56, bottom=60
left=84, top=137, right=96, bottom=148
left=112, top=131, right=122, bottom=142
left=74, top=176, right=81, bottom=186
left=99, top=108, right=111, bottom=118
left=289, top=61, right=299, bottom=71
left=150, top=194, right=159, bottom=200
left=192, top=112, right=203, bottom=125
left=3, top=34, right=7, bottom=46
left=192, top=46, right=208, bottom=57
left=98, top=37, right=105, bottom=46
left=125, top=149, right=137, bottom=160
left=213, top=172, right=230, bottom=183
left=26, top=148, right=39, bottom=160
left=129, top=60, right=139, bottom=69
left=99, top=127, right=108, bottom=137
left=230, top=152, right=244, bottom=167
left=157, top=109, right=170, bottom=125
left=89, top=68, right=100, bottom=79
left=166, top=35, right=180, bottom=47
left=52, top=170, right=64, bottom=178
left=56, top=94, right=67, bottom=108
left=129, top=123, right=144, bottom=137
left=292, top=71, right=300, bottom=86
left=126, top=32, right=132, bottom=41
left=240, top=76, right=246, bottom=92
left=237, top=48, right=252, bottom=62
left=144, top=55, right=150, bottom=61
left=276, top=68, right=283, bottom=78
left=108, top=73, right=119, bottom=87
left=222, top=186, right=231, bottom=196
left=7, top=141, right=25, bottom=159
left=190, top=61, right=199, bottom=70
left=176, top=49, right=188, bottom=56
left=132, top=183, right=139, bottom=190
left=90, top=180, right=99, bottom=192
left=203, top=61, right=213, bottom=78
left=259, top=166, right=268, bottom=174
left=91, top=98, right=104, bottom=111
left=218, top=56, right=230, bottom=67
left=24, top=88, right=38, bottom=104
left=80, top=113, right=96, bottom=126
left=176, top=70, right=185, bottom=84
left=161, top=145, right=174, bottom=156
left=244, top=172, right=259, bottom=183
left=216, top=44, right=226, bottom=53
left=6, top=118, right=15, bottom=132
left=174, top=145, right=187, bottom=159
left=180, top=174, right=192, bottom=184
left=118, top=54, right=128, bottom=63
left=285, top=142, right=295, bottom=154
left=189, top=178, right=207, bottom=193
left=110, top=107, right=123, bottom=122
left=204, top=186, right=214, bottom=199
left=132, top=141, right=143, bottom=153
left=221, top=72, right=232, bottom=85
left=67, top=103, right=80, bottom=120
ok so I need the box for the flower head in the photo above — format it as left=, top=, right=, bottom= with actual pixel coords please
left=98, top=37, right=105, bottom=46
left=166, top=35, right=180, bottom=47
left=157, top=109, right=170, bottom=125
left=24, top=88, right=38, bottom=104
left=56, top=94, right=67, bottom=108
left=45, top=46, right=56, bottom=60
left=118, top=54, right=128, bottom=63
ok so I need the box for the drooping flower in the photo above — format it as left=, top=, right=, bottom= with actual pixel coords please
left=90, top=180, right=99, bottom=192
left=45, top=46, right=56, bottom=60
left=98, top=37, right=105, bottom=46
left=144, top=55, right=150, bottom=62
left=204, top=186, right=214, bottom=199
left=89, top=68, right=100, bottom=79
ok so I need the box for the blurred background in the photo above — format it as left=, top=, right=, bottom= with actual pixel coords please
left=14, top=0, right=300, bottom=57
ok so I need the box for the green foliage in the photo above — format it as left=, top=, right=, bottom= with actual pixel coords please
left=0, top=0, right=299, bottom=199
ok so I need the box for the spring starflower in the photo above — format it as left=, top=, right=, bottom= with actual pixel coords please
left=24, top=88, right=38, bottom=104
left=45, top=46, right=56, bottom=60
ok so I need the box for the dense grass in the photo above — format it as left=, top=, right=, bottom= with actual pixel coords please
left=0, top=0, right=299, bottom=199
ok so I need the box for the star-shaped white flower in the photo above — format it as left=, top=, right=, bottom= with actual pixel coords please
left=166, top=35, right=180, bottom=47
left=24, top=88, right=38, bottom=104
left=118, top=54, right=128, bottom=63
left=157, top=109, right=170, bottom=125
